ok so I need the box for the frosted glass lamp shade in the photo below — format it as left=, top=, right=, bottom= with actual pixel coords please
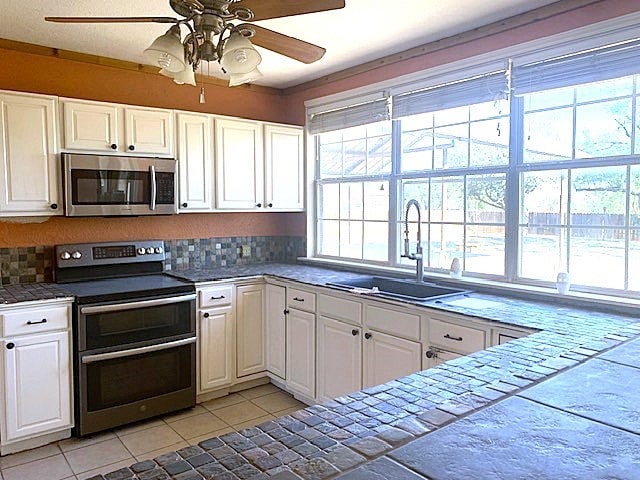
left=143, top=26, right=185, bottom=73
left=228, top=67, right=263, bottom=87
left=220, top=31, right=262, bottom=75
left=172, top=67, right=197, bottom=86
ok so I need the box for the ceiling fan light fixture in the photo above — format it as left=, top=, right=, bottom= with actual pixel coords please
left=172, top=66, right=197, bottom=86
left=220, top=31, right=262, bottom=74
left=228, top=67, right=263, bottom=87
left=143, top=25, right=185, bottom=73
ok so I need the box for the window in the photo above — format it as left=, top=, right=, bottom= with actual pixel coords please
left=311, top=38, right=640, bottom=297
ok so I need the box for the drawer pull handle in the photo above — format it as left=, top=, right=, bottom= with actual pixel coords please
left=351, top=329, right=359, bottom=336
left=444, top=334, right=463, bottom=342
left=293, top=297, right=305, bottom=302
left=211, top=295, right=226, bottom=300
left=27, top=319, right=48, bottom=325
left=364, top=332, right=372, bottom=340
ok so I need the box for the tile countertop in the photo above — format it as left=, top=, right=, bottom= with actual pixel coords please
left=0, top=282, right=73, bottom=304
left=5, top=263, right=640, bottom=479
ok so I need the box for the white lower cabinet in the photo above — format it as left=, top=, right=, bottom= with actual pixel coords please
left=265, top=284, right=286, bottom=379
left=317, top=316, right=361, bottom=402
left=199, top=306, right=234, bottom=392
left=236, top=283, right=266, bottom=378
left=363, top=329, right=421, bottom=388
left=0, top=300, right=73, bottom=453
left=286, top=308, right=316, bottom=399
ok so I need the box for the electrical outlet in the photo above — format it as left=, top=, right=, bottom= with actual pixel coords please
left=241, top=245, right=251, bottom=258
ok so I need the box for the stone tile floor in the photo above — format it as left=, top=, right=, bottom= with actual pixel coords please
left=0, top=384, right=305, bottom=480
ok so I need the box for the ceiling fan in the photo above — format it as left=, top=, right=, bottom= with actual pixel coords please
left=45, top=0, right=346, bottom=90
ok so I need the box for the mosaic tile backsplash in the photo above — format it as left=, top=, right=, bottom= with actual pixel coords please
left=0, top=236, right=306, bottom=286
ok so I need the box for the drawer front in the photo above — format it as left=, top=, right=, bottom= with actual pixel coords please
left=287, top=288, right=316, bottom=312
left=2, top=305, right=70, bottom=337
left=365, top=304, right=420, bottom=341
left=199, top=286, right=233, bottom=308
left=428, top=318, right=486, bottom=354
left=318, top=294, right=362, bottom=325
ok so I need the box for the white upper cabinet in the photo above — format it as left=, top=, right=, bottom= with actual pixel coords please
left=124, top=107, right=173, bottom=156
left=61, top=99, right=174, bottom=156
left=264, top=124, right=304, bottom=211
left=62, top=101, right=119, bottom=152
left=176, top=112, right=213, bottom=212
left=215, top=118, right=264, bottom=210
left=215, top=119, right=304, bottom=211
left=0, top=91, right=61, bottom=216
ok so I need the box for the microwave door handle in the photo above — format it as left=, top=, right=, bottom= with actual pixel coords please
left=149, top=165, right=157, bottom=211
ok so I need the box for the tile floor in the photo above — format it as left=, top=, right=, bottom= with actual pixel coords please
left=0, top=383, right=306, bottom=480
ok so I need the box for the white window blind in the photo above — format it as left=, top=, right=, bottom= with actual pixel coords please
left=307, top=97, right=390, bottom=135
left=392, top=71, right=508, bottom=119
left=513, top=38, right=640, bottom=95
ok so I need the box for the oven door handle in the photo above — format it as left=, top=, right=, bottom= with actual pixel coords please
left=80, top=294, right=196, bottom=315
left=81, top=336, right=196, bottom=364
left=149, top=164, right=157, bottom=211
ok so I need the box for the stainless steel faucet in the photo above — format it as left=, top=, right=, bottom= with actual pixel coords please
left=402, top=199, right=424, bottom=283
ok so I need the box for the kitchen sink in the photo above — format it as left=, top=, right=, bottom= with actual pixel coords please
left=326, top=276, right=470, bottom=301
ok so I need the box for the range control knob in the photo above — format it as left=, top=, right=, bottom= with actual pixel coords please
left=59, top=251, right=71, bottom=260
left=137, top=247, right=146, bottom=255
left=154, top=247, right=163, bottom=254
left=71, top=251, right=82, bottom=259
left=146, top=247, right=154, bottom=254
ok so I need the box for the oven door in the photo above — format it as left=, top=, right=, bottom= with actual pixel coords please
left=77, top=337, right=196, bottom=436
left=77, top=294, right=195, bottom=352
left=63, top=154, right=177, bottom=216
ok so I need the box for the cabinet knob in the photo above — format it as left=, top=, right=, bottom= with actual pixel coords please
left=128, top=145, right=135, bottom=151
left=182, top=202, right=188, bottom=208
left=351, top=329, right=359, bottom=336
left=283, top=309, right=290, bottom=315
left=364, top=332, right=372, bottom=340
left=267, top=203, right=273, bottom=208
left=203, top=312, right=210, bottom=318
left=256, top=203, right=262, bottom=208
left=6, top=342, right=14, bottom=350
left=50, top=203, right=58, bottom=210
left=426, top=349, right=437, bottom=359
left=110, top=143, right=118, bottom=150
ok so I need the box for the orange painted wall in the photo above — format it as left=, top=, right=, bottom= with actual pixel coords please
left=0, top=213, right=306, bottom=248
left=282, top=0, right=640, bottom=125
left=0, top=48, right=288, bottom=123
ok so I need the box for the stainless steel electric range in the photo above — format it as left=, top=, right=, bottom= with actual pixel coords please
left=55, top=240, right=196, bottom=436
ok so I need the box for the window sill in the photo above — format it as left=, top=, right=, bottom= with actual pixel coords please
left=298, top=257, right=640, bottom=315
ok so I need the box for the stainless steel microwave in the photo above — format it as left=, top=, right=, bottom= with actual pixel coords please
left=62, top=153, right=178, bottom=216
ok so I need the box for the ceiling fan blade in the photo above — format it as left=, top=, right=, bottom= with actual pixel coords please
left=240, top=24, right=325, bottom=64
left=45, top=16, right=178, bottom=24
left=233, top=0, right=345, bottom=21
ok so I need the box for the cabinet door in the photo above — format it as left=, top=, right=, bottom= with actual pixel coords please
left=264, top=124, right=304, bottom=211
left=363, top=330, right=421, bottom=389
left=317, top=316, right=361, bottom=402
left=63, top=101, right=119, bottom=151
left=425, top=348, right=462, bottom=369
left=177, top=112, right=213, bottom=211
left=199, top=307, right=233, bottom=392
left=0, top=93, right=61, bottom=215
left=125, top=107, right=174, bottom=156
left=286, top=308, right=315, bottom=399
left=265, top=284, right=286, bottom=379
left=236, top=284, right=266, bottom=377
left=2, top=332, right=72, bottom=442
left=215, top=118, right=263, bottom=209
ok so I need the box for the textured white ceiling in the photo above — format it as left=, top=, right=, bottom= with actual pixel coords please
left=0, top=0, right=560, bottom=88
